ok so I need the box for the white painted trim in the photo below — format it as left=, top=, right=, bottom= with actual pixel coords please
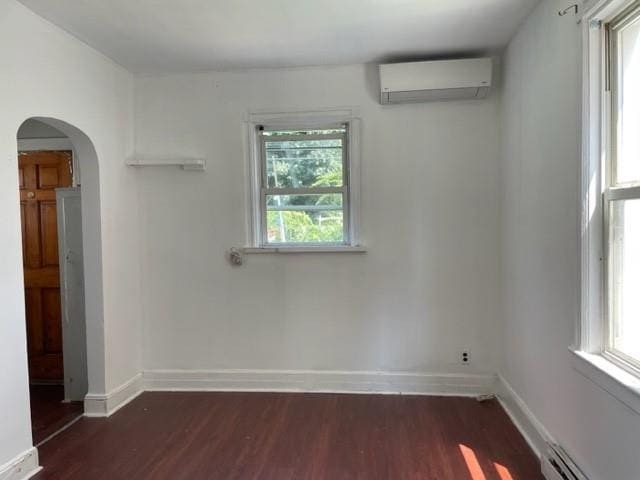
left=242, top=246, right=366, bottom=254
left=84, top=373, right=144, bottom=417
left=143, top=369, right=495, bottom=396
left=579, top=0, right=605, bottom=353
left=17, top=138, right=73, bottom=151
left=348, top=117, right=362, bottom=245
left=0, top=447, right=40, bottom=480
left=583, top=0, right=638, bottom=22
left=571, top=349, right=640, bottom=415
left=246, top=107, right=361, bottom=127
left=494, top=375, right=551, bottom=459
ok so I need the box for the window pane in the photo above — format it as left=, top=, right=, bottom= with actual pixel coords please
left=616, top=16, right=640, bottom=184
left=266, top=194, right=343, bottom=244
left=264, top=137, right=344, bottom=188
left=610, top=198, right=640, bottom=362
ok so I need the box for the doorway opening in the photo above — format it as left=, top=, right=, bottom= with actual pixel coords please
left=17, top=119, right=87, bottom=445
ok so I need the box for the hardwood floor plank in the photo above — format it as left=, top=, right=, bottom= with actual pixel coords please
left=33, top=392, right=542, bottom=480
left=30, top=385, right=83, bottom=446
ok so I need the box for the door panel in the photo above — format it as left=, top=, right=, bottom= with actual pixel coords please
left=25, top=289, right=43, bottom=355
left=20, top=203, right=27, bottom=263
left=40, top=202, right=60, bottom=267
left=19, top=151, right=72, bottom=382
left=38, top=166, right=61, bottom=189
left=24, top=201, right=41, bottom=269
left=42, top=288, right=63, bottom=353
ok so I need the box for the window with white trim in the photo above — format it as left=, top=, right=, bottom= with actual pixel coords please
left=604, top=3, right=640, bottom=370
left=254, top=124, right=353, bottom=246
left=582, top=0, right=640, bottom=378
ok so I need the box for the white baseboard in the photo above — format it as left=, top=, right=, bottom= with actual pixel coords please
left=143, top=369, right=496, bottom=396
left=84, top=373, right=144, bottom=417
left=81, top=369, right=495, bottom=417
left=0, top=448, right=40, bottom=480
left=495, top=374, right=552, bottom=459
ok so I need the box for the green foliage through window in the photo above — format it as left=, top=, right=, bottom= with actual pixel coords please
left=267, top=211, right=344, bottom=243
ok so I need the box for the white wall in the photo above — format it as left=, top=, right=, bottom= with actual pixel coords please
left=134, top=65, right=503, bottom=377
left=500, top=0, right=640, bottom=478
left=0, top=0, right=141, bottom=467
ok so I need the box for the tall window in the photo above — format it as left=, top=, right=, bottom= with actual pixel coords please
left=605, top=3, right=640, bottom=370
left=257, top=125, right=350, bottom=246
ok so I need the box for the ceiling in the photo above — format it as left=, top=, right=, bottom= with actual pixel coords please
left=18, top=0, right=539, bottom=74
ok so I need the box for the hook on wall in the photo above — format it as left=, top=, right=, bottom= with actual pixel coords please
left=558, top=4, right=579, bottom=16
left=229, top=247, right=244, bottom=266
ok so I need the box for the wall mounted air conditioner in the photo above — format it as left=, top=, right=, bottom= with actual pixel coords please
left=379, top=58, right=492, bottom=104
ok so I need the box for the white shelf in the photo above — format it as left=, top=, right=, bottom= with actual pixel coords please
left=126, top=157, right=206, bottom=171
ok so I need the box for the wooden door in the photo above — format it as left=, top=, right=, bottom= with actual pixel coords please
left=19, top=151, right=73, bottom=382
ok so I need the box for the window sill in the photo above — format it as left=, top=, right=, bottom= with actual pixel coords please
left=570, top=349, right=640, bottom=415
left=243, top=246, right=367, bottom=254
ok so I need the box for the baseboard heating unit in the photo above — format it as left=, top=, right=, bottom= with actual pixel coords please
left=541, top=443, right=588, bottom=480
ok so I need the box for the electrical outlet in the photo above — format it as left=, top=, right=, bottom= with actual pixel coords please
left=461, top=350, right=470, bottom=364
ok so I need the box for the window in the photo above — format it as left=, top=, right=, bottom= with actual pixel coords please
left=605, top=4, right=640, bottom=370
left=248, top=119, right=360, bottom=248
left=581, top=0, right=640, bottom=383
left=244, top=110, right=362, bottom=251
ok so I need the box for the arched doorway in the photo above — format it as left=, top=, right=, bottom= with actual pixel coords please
left=16, top=117, right=105, bottom=445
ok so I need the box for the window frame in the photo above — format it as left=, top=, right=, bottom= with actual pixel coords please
left=258, top=125, right=350, bottom=247
left=604, top=3, right=640, bottom=374
left=580, top=0, right=640, bottom=383
left=244, top=109, right=362, bottom=251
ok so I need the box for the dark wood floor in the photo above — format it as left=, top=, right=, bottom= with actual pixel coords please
left=33, top=392, right=542, bottom=480
left=30, top=385, right=83, bottom=446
